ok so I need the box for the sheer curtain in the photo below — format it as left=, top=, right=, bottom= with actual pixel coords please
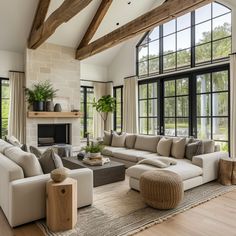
left=8, top=72, right=26, bottom=143
left=123, top=76, right=138, bottom=133
left=93, top=82, right=113, bottom=138
left=230, top=54, right=236, bottom=157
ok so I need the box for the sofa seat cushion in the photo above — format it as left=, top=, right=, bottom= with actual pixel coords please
left=112, top=149, right=151, bottom=163
left=126, top=158, right=203, bottom=181
left=101, top=146, right=126, bottom=156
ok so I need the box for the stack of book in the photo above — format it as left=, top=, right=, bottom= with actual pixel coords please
left=82, top=156, right=110, bottom=166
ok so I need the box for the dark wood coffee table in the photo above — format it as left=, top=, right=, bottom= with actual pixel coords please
left=62, top=157, right=125, bottom=187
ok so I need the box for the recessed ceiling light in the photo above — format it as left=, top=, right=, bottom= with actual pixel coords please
left=116, top=22, right=120, bottom=26
left=128, top=1, right=131, bottom=5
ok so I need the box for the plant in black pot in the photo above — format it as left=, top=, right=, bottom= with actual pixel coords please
left=25, top=81, right=58, bottom=111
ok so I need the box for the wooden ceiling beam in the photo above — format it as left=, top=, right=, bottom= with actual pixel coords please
left=76, top=0, right=212, bottom=60
left=78, top=0, right=113, bottom=49
left=29, top=0, right=51, bottom=37
left=28, top=0, right=93, bottom=49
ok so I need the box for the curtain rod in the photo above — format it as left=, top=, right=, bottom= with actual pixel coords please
left=124, top=75, right=137, bottom=80
left=229, top=52, right=236, bottom=56
left=81, top=79, right=113, bottom=83
left=9, top=70, right=25, bottom=74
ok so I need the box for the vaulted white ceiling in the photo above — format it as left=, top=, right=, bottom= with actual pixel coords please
left=0, top=0, right=234, bottom=66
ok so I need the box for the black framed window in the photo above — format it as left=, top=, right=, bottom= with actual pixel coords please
left=0, top=79, right=10, bottom=138
left=196, top=70, right=229, bottom=151
left=113, top=86, right=123, bottom=132
left=80, top=86, right=94, bottom=138
left=137, top=2, right=232, bottom=77
left=138, top=65, right=230, bottom=151
left=138, top=82, right=158, bottom=135
left=163, top=77, right=189, bottom=136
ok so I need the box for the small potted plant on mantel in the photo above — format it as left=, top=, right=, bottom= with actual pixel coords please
left=82, top=143, right=104, bottom=159
left=25, top=80, right=58, bottom=111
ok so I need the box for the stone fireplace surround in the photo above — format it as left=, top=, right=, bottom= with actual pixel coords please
left=25, top=43, right=81, bottom=151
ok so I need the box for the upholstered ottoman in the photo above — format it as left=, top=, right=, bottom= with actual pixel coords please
left=140, top=170, right=183, bottom=209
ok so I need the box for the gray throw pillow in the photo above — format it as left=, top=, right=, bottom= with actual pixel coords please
left=111, top=132, right=127, bottom=147
left=185, top=141, right=204, bottom=161
left=103, top=131, right=112, bottom=146
left=30, top=147, right=64, bottom=174
left=202, top=140, right=215, bottom=154
left=125, top=134, right=137, bottom=149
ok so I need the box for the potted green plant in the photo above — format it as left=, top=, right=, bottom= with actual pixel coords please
left=92, top=95, right=116, bottom=129
left=25, top=81, right=58, bottom=111
left=82, top=143, right=104, bottom=158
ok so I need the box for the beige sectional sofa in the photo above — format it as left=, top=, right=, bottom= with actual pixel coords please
left=102, top=134, right=229, bottom=191
left=0, top=139, right=93, bottom=227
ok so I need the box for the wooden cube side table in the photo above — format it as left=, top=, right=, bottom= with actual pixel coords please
left=218, top=157, right=236, bottom=186
left=46, top=178, right=77, bottom=232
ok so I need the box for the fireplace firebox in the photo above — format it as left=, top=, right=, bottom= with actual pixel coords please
left=37, top=123, right=71, bottom=146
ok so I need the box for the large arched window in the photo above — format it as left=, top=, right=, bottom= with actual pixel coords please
left=137, top=2, right=231, bottom=151
left=137, top=2, right=231, bottom=77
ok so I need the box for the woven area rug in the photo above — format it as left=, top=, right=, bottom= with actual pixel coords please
left=37, top=179, right=236, bottom=236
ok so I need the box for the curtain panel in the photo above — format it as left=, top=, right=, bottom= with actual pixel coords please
left=230, top=55, right=236, bottom=157
left=123, top=76, right=138, bottom=133
left=8, top=72, right=26, bottom=143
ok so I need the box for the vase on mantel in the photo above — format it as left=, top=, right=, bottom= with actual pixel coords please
left=46, top=101, right=54, bottom=112
left=33, top=101, right=44, bottom=111
left=54, top=103, right=62, bottom=112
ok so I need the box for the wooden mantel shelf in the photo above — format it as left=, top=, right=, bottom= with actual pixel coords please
left=27, top=111, right=83, bottom=118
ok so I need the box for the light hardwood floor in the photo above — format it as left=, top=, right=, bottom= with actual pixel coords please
left=1, top=190, right=236, bottom=236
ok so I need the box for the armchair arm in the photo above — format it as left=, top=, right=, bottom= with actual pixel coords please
left=192, top=151, right=229, bottom=184
left=8, top=168, right=93, bottom=227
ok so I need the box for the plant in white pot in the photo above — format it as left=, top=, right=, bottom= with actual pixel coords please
left=82, top=143, right=104, bottom=159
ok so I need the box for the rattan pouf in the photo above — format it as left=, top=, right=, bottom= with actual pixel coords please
left=140, top=170, right=183, bottom=209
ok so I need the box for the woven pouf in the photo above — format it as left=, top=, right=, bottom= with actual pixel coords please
left=140, top=170, right=183, bottom=209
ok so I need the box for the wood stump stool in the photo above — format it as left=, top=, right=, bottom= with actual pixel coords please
left=46, top=178, right=77, bottom=232
left=218, top=157, right=236, bottom=186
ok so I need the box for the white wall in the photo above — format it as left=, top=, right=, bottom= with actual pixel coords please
left=0, top=50, right=24, bottom=78
left=80, top=62, right=108, bottom=85
left=108, top=36, right=140, bottom=86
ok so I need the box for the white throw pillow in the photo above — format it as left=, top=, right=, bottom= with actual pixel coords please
left=171, top=138, right=186, bottom=159
left=157, top=137, right=173, bottom=157
left=5, top=135, right=22, bottom=147
left=4, top=146, right=43, bottom=177
left=111, top=132, right=127, bottom=147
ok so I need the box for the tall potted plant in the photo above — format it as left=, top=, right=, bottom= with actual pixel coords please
left=25, top=81, right=58, bottom=111
left=93, top=95, right=116, bottom=129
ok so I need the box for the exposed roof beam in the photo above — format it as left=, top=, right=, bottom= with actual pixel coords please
left=76, top=0, right=212, bottom=60
left=29, top=0, right=51, bottom=38
left=78, top=0, right=113, bottom=49
left=28, top=0, right=93, bottom=49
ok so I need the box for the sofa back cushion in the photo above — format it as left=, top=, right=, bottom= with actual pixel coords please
left=134, top=135, right=160, bottom=153
left=0, top=139, right=13, bottom=153
left=171, top=138, right=186, bottom=159
left=125, top=134, right=137, bottom=149
left=157, top=137, right=173, bottom=156
left=4, top=146, right=43, bottom=177
left=103, top=131, right=112, bottom=146
left=111, top=132, right=127, bottom=147
left=202, top=140, right=215, bottom=154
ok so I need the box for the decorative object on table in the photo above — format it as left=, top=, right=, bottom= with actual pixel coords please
left=140, top=170, right=183, bottom=209
left=54, top=103, right=62, bottom=112
left=82, top=143, right=104, bottom=159
left=25, top=80, right=58, bottom=111
left=86, top=132, right=90, bottom=146
left=93, top=95, right=116, bottom=129
left=77, top=151, right=85, bottom=160
left=218, top=157, right=236, bottom=185
left=46, top=177, right=77, bottom=232
left=82, top=157, right=110, bottom=166
left=52, top=144, right=72, bottom=158
left=50, top=167, right=68, bottom=183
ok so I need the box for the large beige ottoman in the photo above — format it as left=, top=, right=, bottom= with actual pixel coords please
left=140, top=170, right=183, bottom=209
